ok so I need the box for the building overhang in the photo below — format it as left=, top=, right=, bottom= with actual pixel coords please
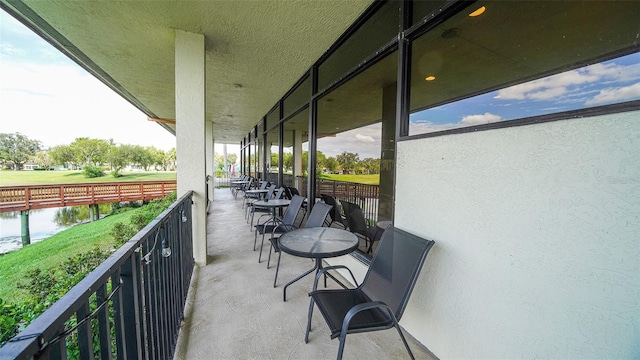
left=1, top=0, right=373, bottom=143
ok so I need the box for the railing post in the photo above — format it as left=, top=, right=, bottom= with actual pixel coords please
left=119, top=251, right=145, bottom=359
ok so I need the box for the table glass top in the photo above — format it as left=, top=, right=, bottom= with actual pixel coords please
left=253, top=199, right=291, bottom=207
left=278, top=227, right=358, bottom=258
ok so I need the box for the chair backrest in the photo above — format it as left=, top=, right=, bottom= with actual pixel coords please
left=340, top=200, right=352, bottom=223
left=304, top=202, right=332, bottom=228
left=259, top=181, right=268, bottom=190
left=360, top=226, right=435, bottom=321
left=281, top=195, right=305, bottom=226
left=265, top=184, right=276, bottom=198
left=341, top=201, right=369, bottom=235
left=320, top=194, right=343, bottom=225
left=284, top=186, right=300, bottom=200
left=288, top=187, right=300, bottom=196
left=274, top=187, right=285, bottom=199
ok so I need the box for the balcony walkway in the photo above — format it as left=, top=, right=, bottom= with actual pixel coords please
left=174, top=188, right=437, bottom=360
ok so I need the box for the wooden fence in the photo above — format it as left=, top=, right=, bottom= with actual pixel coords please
left=0, top=180, right=177, bottom=213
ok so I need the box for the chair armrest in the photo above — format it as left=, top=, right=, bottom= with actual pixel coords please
left=311, top=265, right=359, bottom=292
left=342, top=301, right=395, bottom=336
left=272, top=224, right=297, bottom=236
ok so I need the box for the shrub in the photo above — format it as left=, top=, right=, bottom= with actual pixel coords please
left=83, top=165, right=105, bottom=178
left=2, top=247, right=111, bottom=347
left=110, top=222, right=137, bottom=247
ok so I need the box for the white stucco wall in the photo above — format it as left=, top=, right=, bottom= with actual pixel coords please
left=395, top=112, right=640, bottom=359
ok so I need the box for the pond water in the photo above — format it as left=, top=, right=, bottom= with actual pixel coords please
left=0, top=205, right=111, bottom=254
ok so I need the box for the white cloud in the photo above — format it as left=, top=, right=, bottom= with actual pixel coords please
left=585, top=82, right=640, bottom=105
left=494, top=60, right=640, bottom=103
left=353, top=134, right=375, bottom=143
left=0, top=16, right=176, bottom=151
left=460, top=112, right=502, bottom=125
left=495, top=70, right=597, bottom=101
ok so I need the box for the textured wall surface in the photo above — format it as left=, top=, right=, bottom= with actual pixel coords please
left=395, top=112, right=640, bottom=358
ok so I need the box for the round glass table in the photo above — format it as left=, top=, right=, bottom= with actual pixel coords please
left=278, top=227, right=358, bottom=301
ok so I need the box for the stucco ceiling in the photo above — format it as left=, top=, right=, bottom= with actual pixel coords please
left=2, top=0, right=373, bottom=143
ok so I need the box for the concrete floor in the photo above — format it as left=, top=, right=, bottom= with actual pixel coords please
left=174, top=188, right=437, bottom=360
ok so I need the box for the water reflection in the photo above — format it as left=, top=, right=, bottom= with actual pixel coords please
left=0, top=204, right=112, bottom=254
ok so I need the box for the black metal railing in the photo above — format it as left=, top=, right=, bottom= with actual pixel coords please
left=0, top=192, right=194, bottom=360
left=297, top=177, right=380, bottom=224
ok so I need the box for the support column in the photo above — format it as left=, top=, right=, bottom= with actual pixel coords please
left=175, top=30, right=207, bottom=265
left=20, top=210, right=30, bottom=246
left=378, top=83, right=397, bottom=221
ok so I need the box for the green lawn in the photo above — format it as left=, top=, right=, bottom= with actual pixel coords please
left=0, top=210, right=134, bottom=302
left=0, top=170, right=176, bottom=186
left=319, top=173, right=380, bottom=185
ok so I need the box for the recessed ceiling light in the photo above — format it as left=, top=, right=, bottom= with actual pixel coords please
left=469, top=6, right=486, bottom=17
left=425, top=76, right=436, bottom=81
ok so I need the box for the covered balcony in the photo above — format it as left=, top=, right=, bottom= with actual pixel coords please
left=1, top=0, right=638, bottom=359
left=173, top=188, right=435, bottom=359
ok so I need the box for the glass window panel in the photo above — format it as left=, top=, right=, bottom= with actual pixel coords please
left=266, top=104, right=280, bottom=130
left=283, top=76, right=310, bottom=119
left=317, top=51, right=397, bottom=257
left=411, top=0, right=449, bottom=26
left=266, top=125, right=280, bottom=184
left=283, top=108, right=309, bottom=189
left=318, top=0, right=400, bottom=91
left=408, top=1, right=640, bottom=136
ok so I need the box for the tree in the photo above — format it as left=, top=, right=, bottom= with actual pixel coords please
left=324, top=156, right=339, bottom=174
left=148, top=147, right=166, bottom=170
left=32, top=150, right=54, bottom=170
left=316, top=151, right=326, bottom=173
left=107, top=144, right=133, bottom=177
left=336, top=151, right=359, bottom=174
left=130, top=145, right=154, bottom=171
left=358, top=157, right=380, bottom=174
left=165, top=148, right=177, bottom=170
left=0, top=133, right=42, bottom=170
left=49, top=145, right=77, bottom=169
left=227, top=153, right=237, bottom=165
left=283, top=152, right=293, bottom=172
left=69, top=138, right=110, bottom=166
left=301, top=151, right=326, bottom=175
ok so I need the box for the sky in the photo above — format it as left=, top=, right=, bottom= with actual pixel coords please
left=0, top=11, right=179, bottom=152
left=409, top=52, right=640, bottom=135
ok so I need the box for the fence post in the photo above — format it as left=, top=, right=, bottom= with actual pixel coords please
left=119, top=252, right=145, bottom=359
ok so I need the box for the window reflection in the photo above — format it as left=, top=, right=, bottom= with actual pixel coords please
left=317, top=51, right=398, bottom=256
left=408, top=1, right=640, bottom=136
left=266, top=126, right=279, bottom=184
left=283, top=108, right=308, bottom=190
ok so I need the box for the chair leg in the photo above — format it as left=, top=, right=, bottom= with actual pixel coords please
left=267, top=242, right=273, bottom=269
left=394, top=324, right=415, bottom=360
left=273, top=250, right=282, bottom=287
left=337, top=335, right=347, bottom=360
left=305, top=298, right=315, bottom=343
left=258, top=232, right=266, bottom=263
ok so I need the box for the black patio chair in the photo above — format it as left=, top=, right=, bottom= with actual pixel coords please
left=320, top=194, right=346, bottom=228
left=243, top=180, right=268, bottom=208
left=267, top=203, right=331, bottom=287
left=254, top=194, right=306, bottom=263
left=268, top=202, right=333, bottom=287
left=245, top=183, right=276, bottom=221
left=250, top=186, right=286, bottom=227
left=305, top=226, right=435, bottom=360
left=340, top=200, right=378, bottom=253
